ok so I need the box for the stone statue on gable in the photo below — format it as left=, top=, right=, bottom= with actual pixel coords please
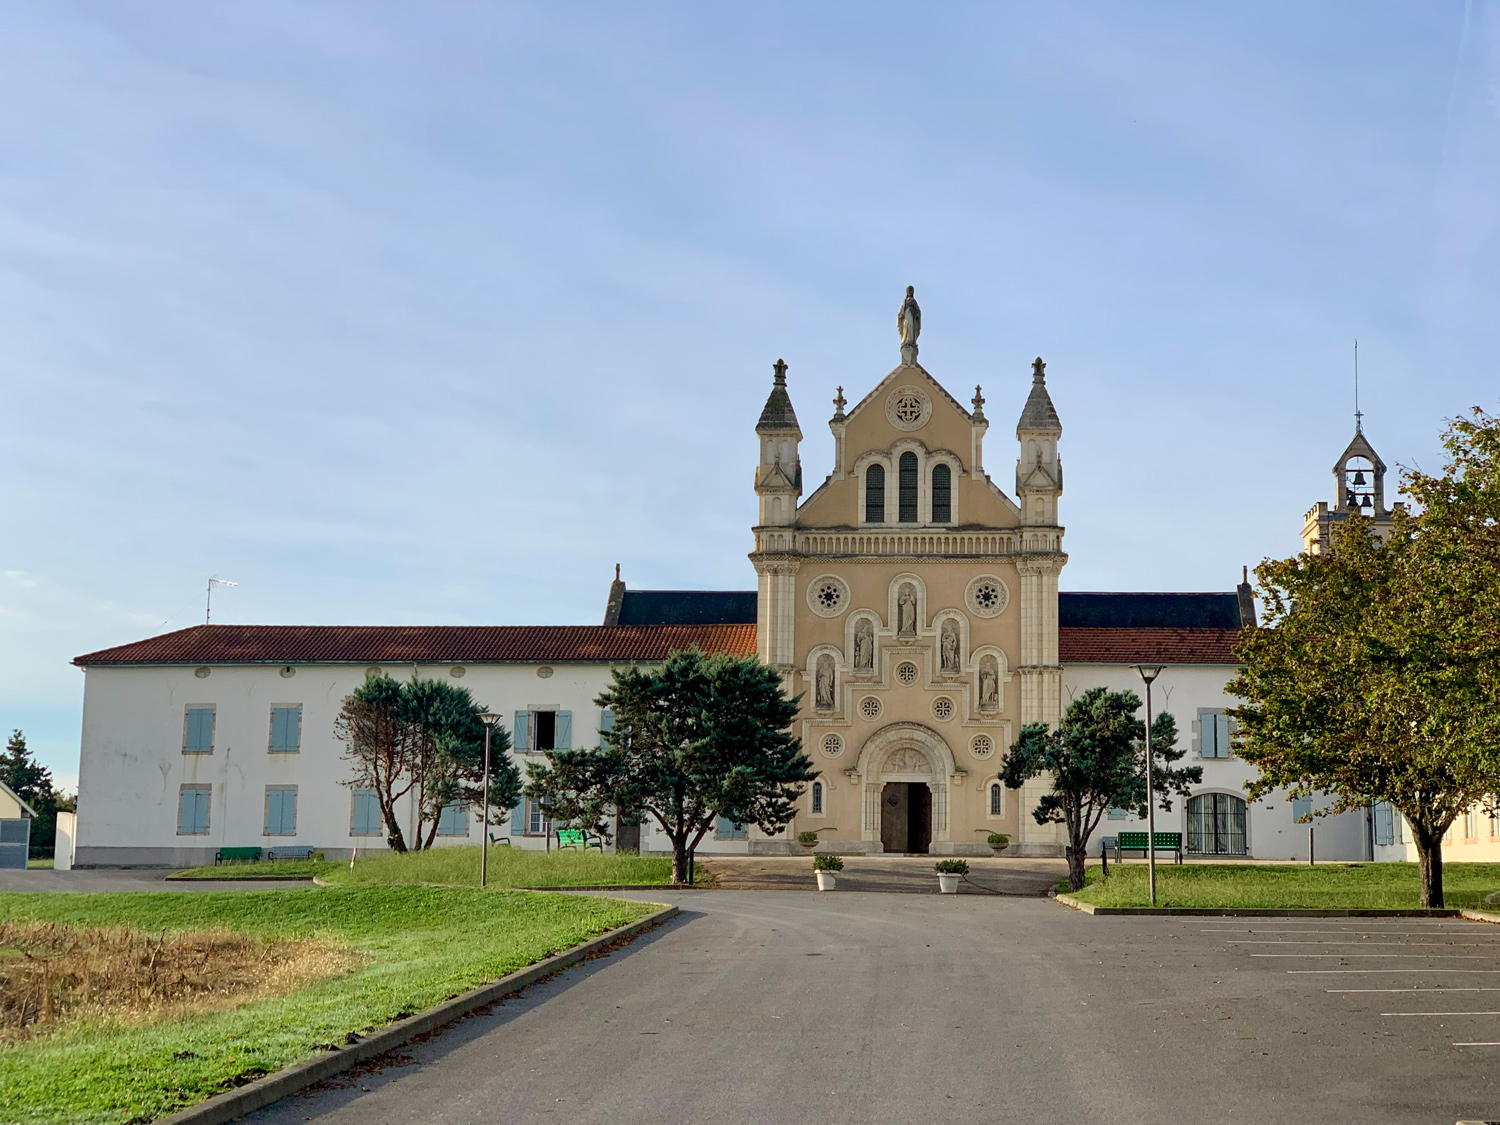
left=897, top=285, right=921, bottom=363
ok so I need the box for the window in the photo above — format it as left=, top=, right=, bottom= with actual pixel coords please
left=514, top=797, right=549, bottom=837
left=811, top=781, right=823, bottom=814
left=351, top=789, right=382, bottom=837
left=599, top=708, right=615, bottom=735
left=1107, top=807, right=1128, bottom=821
left=534, top=711, right=556, bottom=751
left=1292, top=796, right=1312, bottom=824
left=990, top=783, right=1004, bottom=816
left=437, top=802, right=469, bottom=836
left=177, top=785, right=211, bottom=835
left=931, top=463, right=951, bottom=522
left=269, top=706, right=302, bottom=753
left=264, top=787, right=297, bottom=836
left=1199, top=711, right=1234, bottom=758
left=898, top=452, right=918, bottom=523
left=1491, top=807, right=1500, bottom=838
left=1466, top=807, right=1478, bottom=840
left=1374, top=801, right=1395, bottom=846
left=515, top=710, right=571, bottom=752
left=1187, top=793, right=1247, bottom=855
left=865, top=464, right=885, bottom=523
left=183, top=706, right=215, bottom=754
left=716, top=817, right=748, bottom=839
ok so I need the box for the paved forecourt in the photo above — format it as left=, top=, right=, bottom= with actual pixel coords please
left=242, top=890, right=1500, bottom=1125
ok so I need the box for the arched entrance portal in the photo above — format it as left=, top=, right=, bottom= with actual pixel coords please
left=881, top=781, right=932, bottom=853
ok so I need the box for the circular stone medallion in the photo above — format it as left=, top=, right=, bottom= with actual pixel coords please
left=821, top=733, right=844, bottom=758
left=965, top=575, right=1011, bottom=618
left=806, top=574, right=850, bottom=617
left=885, top=385, right=932, bottom=431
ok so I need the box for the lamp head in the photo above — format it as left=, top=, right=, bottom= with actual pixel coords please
left=1134, top=664, right=1165, bottom=685
left=478, top=711, right=503, bottom=728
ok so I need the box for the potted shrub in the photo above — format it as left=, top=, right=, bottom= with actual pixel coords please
left=797, top=830, right=819, bottom=852
left=813, top=852, right=843, bottom=891
left=986, top=833, right=1009, bottom=854
left=934, top=858, right=969, bottom=894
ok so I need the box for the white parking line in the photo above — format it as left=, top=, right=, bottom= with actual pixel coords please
left=1328, top=987, right=1500, bottom=993
left=1229, top=940, right=1490, bottom=947
left=1290, top=969, right=1500, bottom=974
left=1452, top=1041, right=1500, bottom=1047
left=1383, top=1011, right=1500, bottom=1017
left=1254, top=953, right=1487, bottom=958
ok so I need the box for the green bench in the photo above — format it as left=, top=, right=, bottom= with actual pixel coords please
left=1106, top=832, right=1183, bottom=864
left=214, top=847, right=264, bottom=865
left=267, top=846, right=317, bottom=861
left=556, top=828, right=603, bottom=852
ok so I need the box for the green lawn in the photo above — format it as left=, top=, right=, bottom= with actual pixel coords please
left=25, top=858, right=53, bottom=869
left=0, top=886, right=656, bottom=1124
left=170, top=844, right=683, bottom=888
left=1065, top=862, right=1500, bottom=910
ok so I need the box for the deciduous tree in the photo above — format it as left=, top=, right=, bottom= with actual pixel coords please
left=524, top=648, right=814, bottom=884
left=1229, top=409, right=1500, bottom=908
left=1000, top=688, right=1198, bottom=891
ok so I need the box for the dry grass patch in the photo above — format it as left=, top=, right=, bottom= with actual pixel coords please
left=0, top=920, right=359, bottom=1042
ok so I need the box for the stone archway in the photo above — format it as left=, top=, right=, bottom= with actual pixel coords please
left=849, top=724, right=961, bottom=851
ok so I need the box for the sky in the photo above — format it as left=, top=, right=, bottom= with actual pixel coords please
left=1, top=2, right=1497, bottom=789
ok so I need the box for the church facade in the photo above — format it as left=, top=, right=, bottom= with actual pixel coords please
left=67, top=289, right=1376, bottom=866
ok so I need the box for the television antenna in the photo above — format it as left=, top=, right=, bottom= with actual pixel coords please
left=206, top=576, right=238, bottom=624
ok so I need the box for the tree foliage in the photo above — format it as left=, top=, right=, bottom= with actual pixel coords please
left=524, top=648, right=815, bottom=884
left=1228, top=409, right=1500, bottom=908
left=1, top=731, right=69, bottom=859
left=334, top=675, right=520, bottom=852
left=1000, top=687, right=1198, bottom=890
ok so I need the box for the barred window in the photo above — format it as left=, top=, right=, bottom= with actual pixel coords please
left=898, top=453, right=918, bottom=523
left=932, top=463, right=951, bottom=522
left=865, top=464, right=885, bottom=523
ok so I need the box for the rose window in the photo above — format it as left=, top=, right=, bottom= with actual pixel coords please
left=893, top=395, right=923, bottom=424
left=860, top=696, right=883, bottom=720
left=974, top=584, right=1001, bottom=610
left=821, top=733, right=844, bottom=757
left=816, top=583, right=843, bottom=611
left=966, top=575, right=1010, bottom=618
left=970, top=734, right=994, bottom=760
left=931, top=696, right=954, bottom=721
left=896, top=662, right=919, bottom=686
left=806, top=574, right=850, bottom=617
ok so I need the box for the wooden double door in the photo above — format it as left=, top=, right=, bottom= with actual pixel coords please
left=880, top=782, right=932, bottom=854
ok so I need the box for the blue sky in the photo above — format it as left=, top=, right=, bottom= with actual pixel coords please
left=2, top=2, right=1497, bottom=787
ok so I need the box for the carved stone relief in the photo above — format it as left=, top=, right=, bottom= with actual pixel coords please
left=814, top=654, right=836, bottom=710
left=853, top=618, right=874, bottom=673
left=978, top=655, right=1000, bottom=712
left=939, top=618, right=961, bottom=675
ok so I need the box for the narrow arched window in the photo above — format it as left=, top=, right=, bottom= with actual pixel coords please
left=865, top=464, right=885, bottom=523
left=932, top=463, right=951, bottom=523
left=811, top=781, right=823, bottom=814
left=898, top=452, right=918, bottom=522
left=990, top=783, right=1003, bottom=816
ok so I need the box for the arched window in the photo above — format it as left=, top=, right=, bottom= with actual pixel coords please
left=932, top=463, right=951, bottom=523
left=898, top=452, right=918, bottom=522
left=865, top=464, right=885, bottom=523
left=989, top=782, right=1003, bottom=816
left=811, top=781, right=824, bottom=814
left=1187, top=793, right=1247, bottom=855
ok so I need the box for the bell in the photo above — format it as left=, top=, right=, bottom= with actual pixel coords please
left=1353, top=471, right=1367, bottom=486
left=1361, top=494, right=1373, bottom=509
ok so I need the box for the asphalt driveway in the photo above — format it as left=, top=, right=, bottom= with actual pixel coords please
left=242, top=890, right=1500, bottom=1125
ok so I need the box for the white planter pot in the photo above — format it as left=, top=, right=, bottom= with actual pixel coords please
left=937, top=873, right=961, bottom=894
left=815, top=871, right=837, bottom=891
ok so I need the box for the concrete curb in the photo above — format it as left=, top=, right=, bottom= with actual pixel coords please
left=1053, top=892, right=1461, bottom=917
left=164, top=876, right=316, bottom=883
left=154, top=903, right=678, bottom=1125
left=1461, top=909, right=1500, bottom=925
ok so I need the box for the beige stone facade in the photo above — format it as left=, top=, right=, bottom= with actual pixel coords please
left=751, top=292, right=1066, bottom=855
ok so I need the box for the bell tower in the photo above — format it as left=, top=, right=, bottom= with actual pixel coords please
left=752, top=359, right=802, bottom=669
left=1301, top=420, right=1398, bottom=554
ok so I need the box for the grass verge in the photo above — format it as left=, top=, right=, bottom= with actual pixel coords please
left=171, top=845, right=686, bottom=888
left=1063, top=862, right=1500, bottom=910
left=0, top=886, right=655, bottom=1124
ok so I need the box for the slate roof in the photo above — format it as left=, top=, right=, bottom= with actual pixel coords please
left=756, top=363, right=801, bottom=433
left=616, top=590, right=758, bottom=626
left=74, top=623, right=758, bottom=667
left=1058, top=592, right=1245, bottom=630
left=1058, top=627, right=1240, bottom=665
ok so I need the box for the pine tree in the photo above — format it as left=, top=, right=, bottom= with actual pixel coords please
left=1, top=731, right=59, bottom=859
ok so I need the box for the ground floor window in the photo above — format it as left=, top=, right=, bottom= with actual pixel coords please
left=990, top=783, right=1004, bottom=816
left=351, top=789, right=382, bottom=836
left=437, top=802, right=469, bottom=836
left=177, top=784, right=211, bottom=835
left=1187, top=792, right=1247, bottom=856
left=264, top=786, right=297, bottom=836
left=1373, top=800, right=1396, bottom=846
left=716, top=817, right=748, bottom=839
left=811, top=781, right=823, bottom=814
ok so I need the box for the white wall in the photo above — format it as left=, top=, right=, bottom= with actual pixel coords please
left=1061, top=663, right=1370, bottom=861
left=74, top=661, right=620, bottom=866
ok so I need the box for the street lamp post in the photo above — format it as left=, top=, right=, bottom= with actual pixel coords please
left=478, top=712, right=503, bottom=889
left=1134, top=664, right=1165, bottom=907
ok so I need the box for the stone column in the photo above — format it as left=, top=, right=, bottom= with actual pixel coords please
left=1016, top=553, right=1066, bottom=855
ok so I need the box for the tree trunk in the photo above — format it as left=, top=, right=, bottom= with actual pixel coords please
left=671, top=836, right=690, bottom=885
left=1411, top=822, right=1446, bottom=909
left=1065, top=845, right=1086, bottom=891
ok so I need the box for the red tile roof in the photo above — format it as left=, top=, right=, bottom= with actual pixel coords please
left=1059, top=627, right=1241, bottom=665
left=74, top=623, right=759, bottom=667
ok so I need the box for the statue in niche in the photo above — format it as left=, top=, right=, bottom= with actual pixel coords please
left=815, top=654, right=836, bottom=710
left=978, top=655, right=1000, bottom=711
left=897, top=584, right=918, bottom=637
left=853, top=619, right=874, bottom=673
left=940, top=618, right=961, bottom=676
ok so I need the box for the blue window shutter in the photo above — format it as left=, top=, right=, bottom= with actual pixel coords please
left=513, top=711, right=529, bottom=752
left=600, top=708, right=615, bottom=735
left=185, top=708, right=213, bottom=753
left=195, top=790, right=210, bottom=833
left=511, top=800, right=524, bottom=833
left=1216, top=714, right=1233, bottom=757
left=291, top=706, right=301, bottom=749
left=178, top=789, right=193, bottom=834
left=555, top=711, right=571, bottom=749
left=285, top=789, right=297, bottom=834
